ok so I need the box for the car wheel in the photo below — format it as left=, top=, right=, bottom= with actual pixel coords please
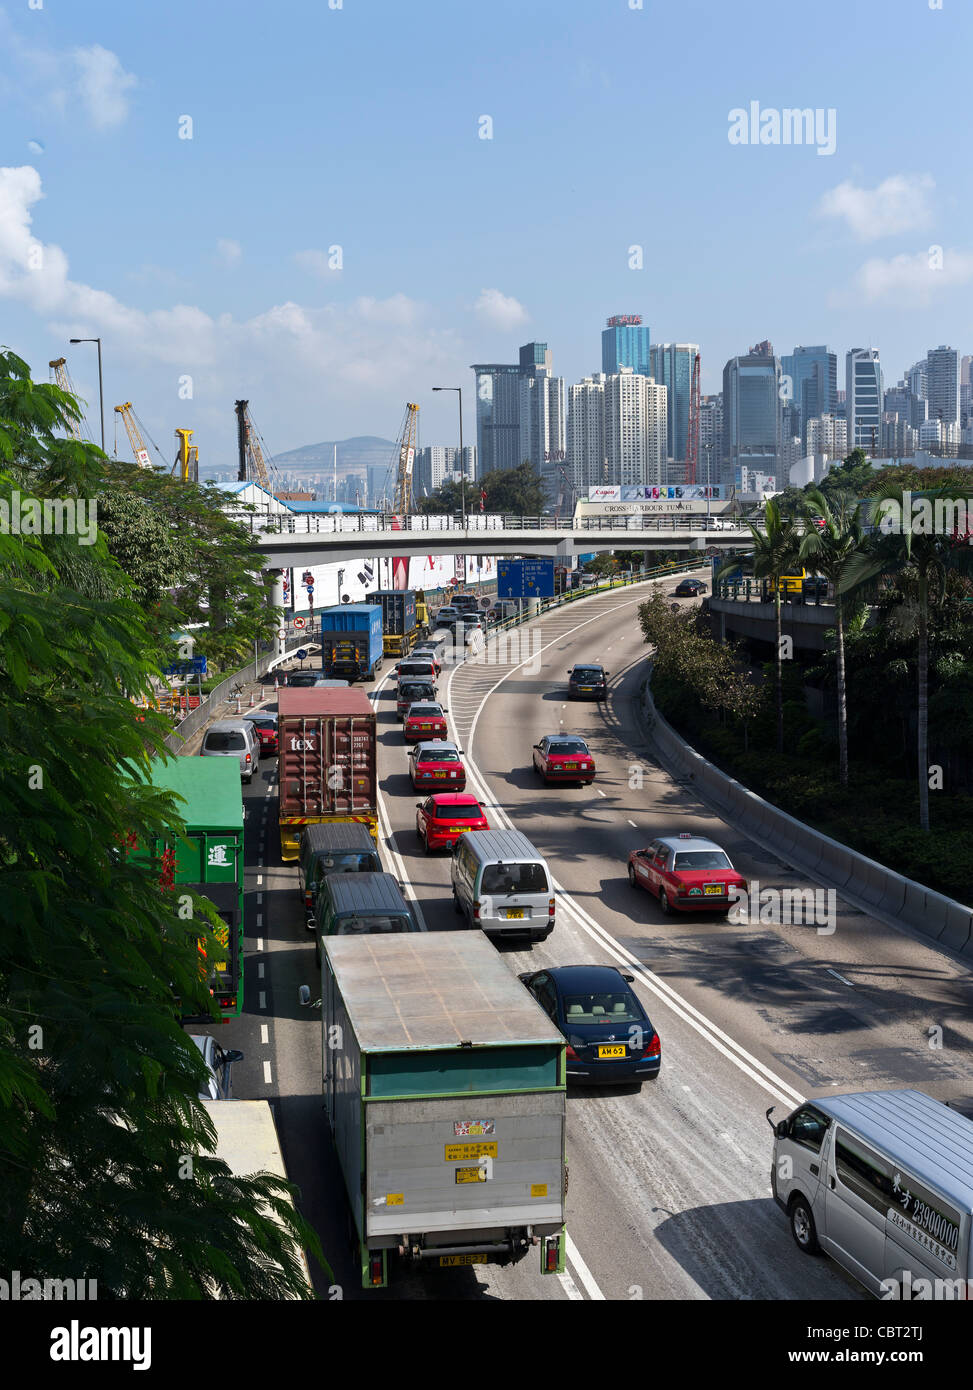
left=628, top=864, right=637, bottom=888
left=659, top=888, right=672, bottom=915
left=789, top=1195, right=821, bottom=1254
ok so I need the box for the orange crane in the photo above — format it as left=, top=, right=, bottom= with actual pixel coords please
left=383, top=402, right=419, bottom=514
left=113, top=403, right=155, bottom=469
left=49, top=358, right=90, bottom=442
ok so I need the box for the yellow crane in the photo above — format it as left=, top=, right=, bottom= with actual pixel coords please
left=113, top=403, right=155, bottom=469
left=49, top=358, right=89, bottom=442
left=384, top=402, right=419, bottom=514
left=173, top=428, right=199, bottom=482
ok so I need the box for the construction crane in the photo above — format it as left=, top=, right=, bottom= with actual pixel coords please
left=686, top=350, right=701, bottom=486
left=235, top=399, right=282, bottom=492
left=113, top=402, right=156, bottom=469
left=382, top=403, right=420, bottom=514
left=49, top=358, right=90, bottom=442
left=173, top=428, right=199, bottom=482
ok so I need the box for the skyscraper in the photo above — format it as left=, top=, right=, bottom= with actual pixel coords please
left=471, top=364, right=523, bottom=476
left=567, top=374, right=607, bottom=491
left=414, top=445, right=476, bottom=497
left=780, top=345, right=837, bottom=445
left=884, top=381, right=926, bottom=430
left=602, top=369, right=666, bottom=487
left=845, top=348, right=883, bottom=453
left=650, top=343, right=697, bottom=463
left=698, top=394, right=723, bottom=487
left=722, top=350, right=782, bottom=488
left=519, top=368, right=565, bottom=505
left=601, top=314, right=652, bottom=375
left=925, top=345, right=961, bottom=428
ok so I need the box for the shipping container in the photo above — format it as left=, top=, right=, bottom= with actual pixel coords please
left=367, top=588, right=425, bottom=657
left=321, top=931, right=567, bottom=1288
left=128, top=757, right=244, bottom=1019
left=316, top=603, right=384, bottom=681
left=277, top=688, right=378, bottom=860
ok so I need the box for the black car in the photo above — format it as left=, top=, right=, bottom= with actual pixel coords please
left=286, top=671, right=329, bottom=687
left=519, top=965, right=661, bottom=1085
left=801, top=575, right=828, bottom=600
left=674, top=578, right=707, bottom=597
left=567, top=663, right=608, bottom=700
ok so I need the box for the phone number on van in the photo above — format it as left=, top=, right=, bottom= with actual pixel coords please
left=887, top=1207, right=958, bottom=1269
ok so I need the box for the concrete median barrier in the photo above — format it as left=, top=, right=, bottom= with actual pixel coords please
left=640, top=675, right=973, bottom=951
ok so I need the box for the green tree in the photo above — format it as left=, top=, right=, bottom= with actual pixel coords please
left=483, top=462, right=545, bottom=515
left=0, top=354, right=325, bottom=1296
left=796, top=489, right=867, bottom=786
left=841, top=483, right=973, bottom=829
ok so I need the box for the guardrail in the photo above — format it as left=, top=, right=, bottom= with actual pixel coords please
left=639, top=676, right=973, bottom=958
left=715, top=579, right=832, bottom=605
left=238, top=510, right=752, bottom=538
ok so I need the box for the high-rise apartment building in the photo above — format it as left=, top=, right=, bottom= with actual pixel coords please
left=881, top=415, right=916, bottom=459
left=602, top=369, right=666, bottom=487
left=519, top=368, right=565, bottom=505
left=805, top=413, right=848, bottom=458
left=650, top=343, right=696, bottom=463
left=925, top=345, right=961, bottom=427
left=601, top=314, right=652, bottom=376
left=722, top=349, right=782, bottom=488
left=698, top=393, right=723, bottom=487
left=884, top=382, right=927, bottom=431
left=845, top=348, right=883, bottom=452
left=567, top=374, right=607, bottom=491
left=414, top=445, right=476, bottom=497
left=906, top=360, right=927, bottom=401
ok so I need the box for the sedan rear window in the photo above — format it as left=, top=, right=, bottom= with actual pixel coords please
left=481, top=862, right=549, bottom=895
left=571, top=669, right=604, bottom=681
left=400, top=684, right=434, bottom=700
left=336, top=914, right=412, bottom=934
left=673, top=850, right=732, bottom=870
left=563, top=992, right=642, bottom=1024
left=204, top=732, right=245, bottom=751
left=549, top=740, right=588, bottom=755
left=418, top=748, right=459, bottom=762
left=435, top=805, right=482, bottom=821
left=408, top=704, right=441, bottom=716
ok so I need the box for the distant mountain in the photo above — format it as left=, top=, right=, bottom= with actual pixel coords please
left=270, top=436, right=395, bottom=475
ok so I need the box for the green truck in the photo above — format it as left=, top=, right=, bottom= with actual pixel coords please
left=130, top=757, right=245, bottom=1020
left=316, top=931, right=567, bottom=1288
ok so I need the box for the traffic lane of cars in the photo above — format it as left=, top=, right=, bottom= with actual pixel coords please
left=470, top=593, right=973, bottom=1110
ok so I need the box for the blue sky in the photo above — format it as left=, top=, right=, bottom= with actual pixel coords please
left=1, top=0, right=971, bottom=472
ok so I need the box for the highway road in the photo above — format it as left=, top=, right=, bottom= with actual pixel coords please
left=205, top=575, right=973, bottom=1301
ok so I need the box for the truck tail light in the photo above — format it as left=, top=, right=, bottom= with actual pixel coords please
left=641, top=1032, right=660, bottom=1059
left=544, top=1236, right=559, bottom=1273
left=548, top=898, right=555, bottom=916
left=472, top=900, right=480, bottom=920
left=369, top=1253, right=383, bottom=1286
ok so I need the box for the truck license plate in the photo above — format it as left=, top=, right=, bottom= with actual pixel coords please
left=597, top=1045, right=627, bottom=1059
left=505, top=908, right=525, bottom=919
left=439, top=1253, right=487, bottom=1266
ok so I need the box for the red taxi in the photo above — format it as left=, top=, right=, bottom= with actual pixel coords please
left=403, top=701, right=449, bottom=744
left=243, top=711, right=278, bottom=757
left=532, top=734, right=596, bottom=786
left=408, top=739, right=466, bottom=791
left=627, top=833, right=747, bottom=916
left=415, top=793, right=489, bottom=853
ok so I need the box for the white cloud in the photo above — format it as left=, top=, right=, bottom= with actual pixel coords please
left=816, top=174, right=934, bottom=242
left=293, top=249, right=337, bottom=277
left=353, top=293, right=421, bottom=326
left=474, top=287, right=528, bottom=330
left=852, top=247, right=973, bottom=305
left=26, top=140, right=44, bottom=155
left=72, top=45, right=137, bottom=130
left=216, top=238, right=242, bottom=267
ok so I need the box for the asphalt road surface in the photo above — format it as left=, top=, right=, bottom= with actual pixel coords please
left=197, top=576, right=973, bottom=1301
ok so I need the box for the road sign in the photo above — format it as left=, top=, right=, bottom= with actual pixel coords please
left=497, top=560, right=523, bottom=599
left=277, top=628, right=287, bottom=639
left=296, top=648, right=308, bottom=661
left=523, top=558, right=554, bottom=598
left=293, top=616, right=308, bottom=630
left=163, top=656, right=207, bottom=677
left=705, top=546, right=719, bottom=558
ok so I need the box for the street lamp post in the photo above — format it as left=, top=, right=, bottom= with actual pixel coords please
left=69, top=337, right=104, bottom=451
left=337, top=568, right=345, bottom=604
left=432, top=386, right=465, bottom=529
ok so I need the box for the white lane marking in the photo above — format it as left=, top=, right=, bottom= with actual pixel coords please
left=259, top=991, right=267, bottom=1009
left=263, top=1061, right=272, bottom=1084
left=366, top=678, right=430, bottom=931
left=566, top=1235, right=606, bottom=1301
left=256, top=937, right=264, bottom=952
left=261, top=1024, right=270, bottom=1045
left=457, top=604, right=806, bottom=1113
left=256, top=875, right=263, bottom=886
left=257, top=893, right=263, bottom=905
left=827, top=968, right=855, bottom=987
left=627, top=819, right=637, bottom=828
left=257, top=962, right=265, bottom=979
left=256, top=913, right=263, bottom=928
left=558, top=1270, right=584, bottom=1301
left=258, top=860, right=264, bottom=868
left=596, top=789, right=606, bottom=798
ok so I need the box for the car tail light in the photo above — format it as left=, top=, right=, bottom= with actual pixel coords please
left=304, top=891, right=312, bottom=908
left=472, top=900, right=480, bottom=920
left=641, top=1032, right=660, bottom=1060
left=245, top=753, right=252, bottom=764
left=565, top=1045, right=579, bottom=1060
left=548, top=898, right=555, bottom=916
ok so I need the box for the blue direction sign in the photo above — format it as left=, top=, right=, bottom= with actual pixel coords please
left=523, top=558, right=554, bottom=598
left=163, top=656, right=207, bottom=677
left=296, top=648, right=308, bottom=661
left=497, top=560, right=524, bottom=599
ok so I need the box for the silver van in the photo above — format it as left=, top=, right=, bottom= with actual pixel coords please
left=768, top=1089, right=973, bottom=1297
left=450, top=828, right=554, bottom=943
left=199, top=719, right=260, bottom=783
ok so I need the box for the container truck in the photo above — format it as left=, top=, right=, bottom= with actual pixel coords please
left=318, top=931, right=567, bottom=1288
left=128, top=757, right=244, bottom=1020
left=367, top=588, right=429, bottom=658
left=277, top=688, right=378, bottom=860
left=316, top=603, right=384, bottom=682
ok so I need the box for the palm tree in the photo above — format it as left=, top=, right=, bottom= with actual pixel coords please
left=796, top=489, right=866, bottom=787
left=840, top=483, right=973, bottom=830
left=717, top=497, right=800, bottom=755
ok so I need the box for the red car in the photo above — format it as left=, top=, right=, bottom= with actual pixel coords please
left=415, top=793, right=489, bottom=853
left=532, top=734, right=596, bottom=785
left=403, top=701, right=449, bottom=743
left=628, top=833, right=747, bottom=916
left=408, top=739, right=466, bottom=791
left=243, top=712, right=278, bottom=756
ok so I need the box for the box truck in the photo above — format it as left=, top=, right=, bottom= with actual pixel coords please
left=277, top=688, right=378, bottom=860
left=316, top=603, right=384, bottom=682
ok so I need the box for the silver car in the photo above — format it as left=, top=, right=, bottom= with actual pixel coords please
left=199, top=719, right=260, bottom=783
left=189, top=1034, right=244, bottom=1100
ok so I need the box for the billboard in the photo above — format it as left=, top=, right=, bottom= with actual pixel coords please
left=587, top=485, right=723, bottom=501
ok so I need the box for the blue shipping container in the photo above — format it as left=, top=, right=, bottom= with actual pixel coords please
left=317, top=604, right=384, bottom=679
left=367, top=590, right=417, bottom=637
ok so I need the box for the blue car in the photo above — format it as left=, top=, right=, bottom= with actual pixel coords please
left=519, top=965, right=661, bottom=1086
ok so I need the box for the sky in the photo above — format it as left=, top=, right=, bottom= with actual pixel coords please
left=1, top=0, right=971, bottom=474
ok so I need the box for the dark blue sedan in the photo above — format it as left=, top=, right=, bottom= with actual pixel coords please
left=519, top=965, right=661, bottom=1086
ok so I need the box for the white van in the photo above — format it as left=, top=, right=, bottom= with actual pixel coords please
left=768, top=1089, right=973, bottom=1298
left=450, top=828, right=554, bottom=943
